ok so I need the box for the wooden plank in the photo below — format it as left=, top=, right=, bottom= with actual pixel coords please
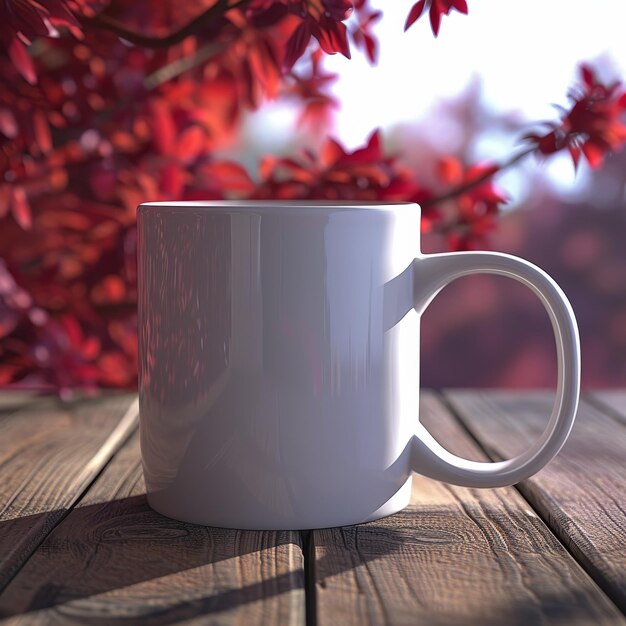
left=0, top=392, right=38, bottom=412
left=445, top=390, right=626, bottom=615
left=312, top=392, right=624, bottom=626
left=0, top=394, right=138, bottom=592
left=588, top=391, right=626, bottom=426
left=0, top=430, right=305, bottom=625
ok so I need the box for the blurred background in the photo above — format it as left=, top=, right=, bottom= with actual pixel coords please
left=1, top=0, right=625, bottom=392
left=222, top=0, right=626, bottom=389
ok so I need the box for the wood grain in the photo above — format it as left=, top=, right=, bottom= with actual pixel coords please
left=0, top=393, right=37, bottom=412
left=0, top=394, right=138, bottom=592
left=445, top=390, right=626, bottom=615
left=0, top=429, right=305, bottom=626
left=312, top=392, right=624, bottom=626
left=588, top=391, right=626, bottom=426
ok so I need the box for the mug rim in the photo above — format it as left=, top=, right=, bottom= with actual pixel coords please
left=138, top=200, right=419, bottom=213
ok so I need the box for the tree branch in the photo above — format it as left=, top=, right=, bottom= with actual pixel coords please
left=144, top=42, right=224, bottom=89
left=420, top=146, right=535, bottom=209
left=82, top=0, right=249, bottom=48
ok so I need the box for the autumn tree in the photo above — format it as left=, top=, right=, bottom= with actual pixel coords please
left=1, top=0, right=625, bottom=393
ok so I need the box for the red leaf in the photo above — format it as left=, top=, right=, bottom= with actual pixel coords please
left=160, top=164, right=186, bottom=196
left=321, top=137, right=346, bottom=167
left=34, top=111, right=52, bottom=153
left=175, top=126, right=206, bottom=164
left=259, top=155, right=278, bottom=180
left=0, top=109, right=18, bottom=138
left=45, top=0, right=80, bottom=26
left=364, top=33, right=377, bottom=64
left=61, top=315, right=84, bottom=347
left=314, top=19, right=351, bottom=59
left=150, top=101, right=176, bottom=155
left=11, top=187, right=32, bottom=230
left=98, top=352, right=134, bottom=386
left=465, top=162, right=500, bottom=180
left=0, top=185, right=9, bottom=218
left=437, top=156, right=462, bottom=184
left=568, top=145, right=581, bottom=171
left=364, top=9, right=383, bottom=26
left=366, top=129, right=382, bottom=155
left=201, top=161, right=255, bottom=193
left=536, top=131, right=559, bottom=154
left=580, top=63, right=595, bottom=89
left=285, top=21, right=311, bottom=70
left=339, top=129, right=383, bottom=165
left=91, top=275, right=126, bottom=305
left=430, top=3, right=442, bottom=36
left=404, top=0, right=426, bottom=31
left=581, top=141, right=605, bottom=168
left=8, top=38, right=36, bottom=85
left=81, top=336, right=101, bottom=361
left=453, top=0, right=468, bottom=14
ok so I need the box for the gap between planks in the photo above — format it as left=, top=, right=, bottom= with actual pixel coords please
left=434, top=387, right=590, bottom=578
left=301, top=530, right=317, bottom=626
left=443, top=389, right=626, bottom=617
left=0, top=427, right=306, bottom=625
left=310, top=391, right=624, bottom=626
left=3, top=390, right=622, bottom=625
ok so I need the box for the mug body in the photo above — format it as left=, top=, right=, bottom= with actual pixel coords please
left=138, top=201, right=422, bottom=529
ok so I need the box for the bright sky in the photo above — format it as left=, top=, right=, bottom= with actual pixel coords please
left=232, top=0, right=626, bottom=198
left=326, top=0, right=626, bottom=146
left=322, top=0, right=626, bottom=197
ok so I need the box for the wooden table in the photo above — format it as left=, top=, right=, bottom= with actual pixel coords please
left=0, top=390, right=624, bottom=625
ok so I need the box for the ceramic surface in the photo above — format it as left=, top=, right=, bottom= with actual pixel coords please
left=138, top=201, right=580, bottom=529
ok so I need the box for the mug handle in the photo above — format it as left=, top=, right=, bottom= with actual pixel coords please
left=410, top=251, right=580, bottom=487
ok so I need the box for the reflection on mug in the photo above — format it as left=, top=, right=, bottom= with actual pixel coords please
left=139, top=209, right=232, bottom=490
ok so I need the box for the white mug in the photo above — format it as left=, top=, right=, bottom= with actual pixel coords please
left=137, top=201, right=580, bottom=530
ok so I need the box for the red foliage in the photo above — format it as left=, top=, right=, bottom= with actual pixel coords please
left=404, top=0, right=468, bottom=36
left=350, top=0, right=381, bottom=63
left=253, top=130, right=417, bottom=200
left=527, top=64, right=626, bottom=169
left=0, top=1, right=624, bottom=391
left=433, top=157, right=507, bottom=251
left=278, top=0, right=353, bottom=69
left=285, top=49, right=339, bottom=127
left=0, top=0, right=88, bottom=83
